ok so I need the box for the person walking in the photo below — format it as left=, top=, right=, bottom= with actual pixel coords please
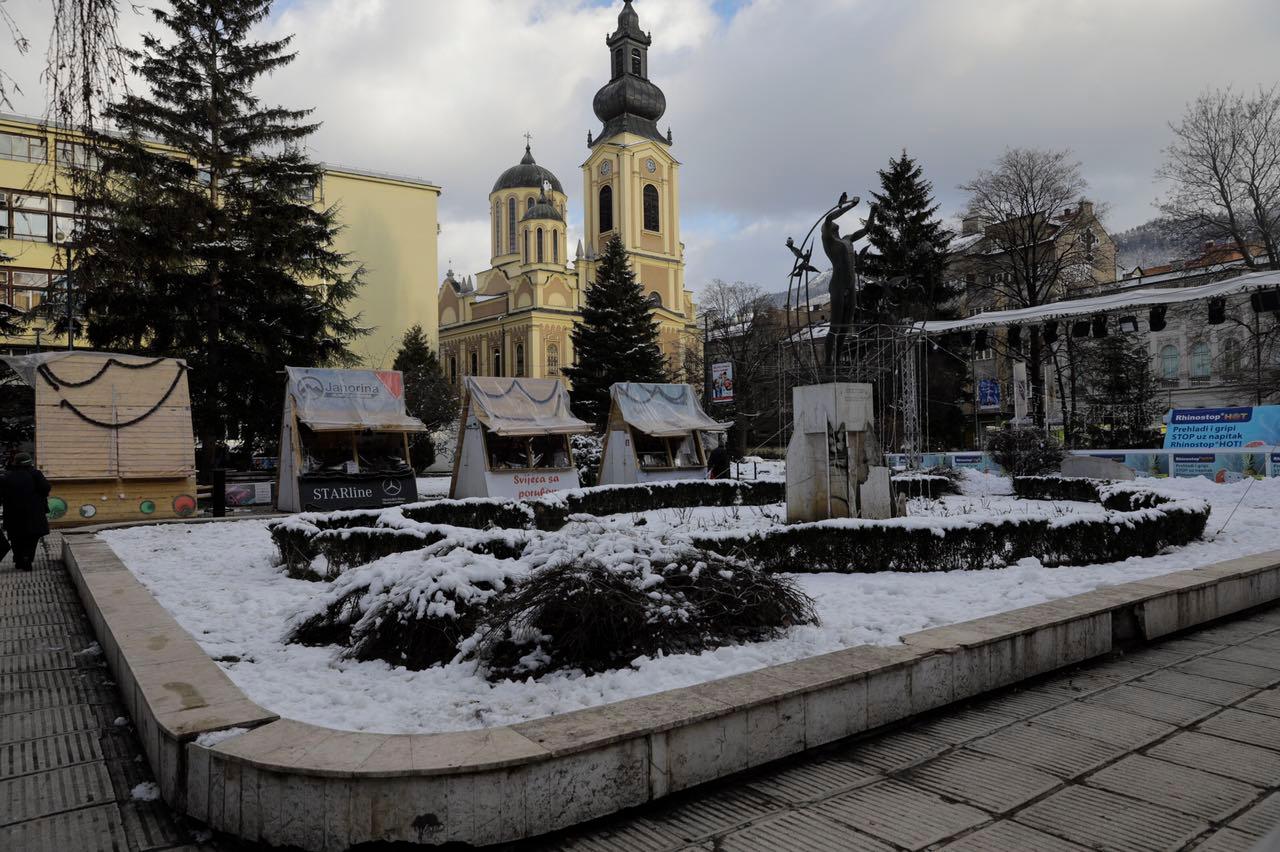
left=708, top=437, right=731, bottom=481
left=1, top=453, right=51, bottom=572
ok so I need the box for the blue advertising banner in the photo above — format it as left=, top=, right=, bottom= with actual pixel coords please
left=978, top=379, right=1001, bottom=411
left=1164, top=406, right=1280, bottom=449
left=1170, top=452, right=1268, bottom=482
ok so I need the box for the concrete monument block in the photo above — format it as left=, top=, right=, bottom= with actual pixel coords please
left=787, top=383, right=894, bottom=523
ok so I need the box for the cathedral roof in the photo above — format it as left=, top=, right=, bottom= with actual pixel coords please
left=592, top=1, right=668, bottom=147
left=492, top=145, right=564, bottom=195
left=610, top=0, right=651, bottom=46
left=522, top=198, right=565, bottom=223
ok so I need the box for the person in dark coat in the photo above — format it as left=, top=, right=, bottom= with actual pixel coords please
left=707, top=437, right=731, bottom=480
left=1, top=453, right=51, bottom=572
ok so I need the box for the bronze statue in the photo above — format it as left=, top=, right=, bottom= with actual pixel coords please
left=820, top=194, right=877, bottom=369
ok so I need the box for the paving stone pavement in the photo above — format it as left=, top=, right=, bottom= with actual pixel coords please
left=0, top=536, right=263, bottom=852
left=529, top=605, right=1280, bottom=852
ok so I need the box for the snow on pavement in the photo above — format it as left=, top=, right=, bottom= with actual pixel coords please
left=99, top=474, right=1280, bottom=735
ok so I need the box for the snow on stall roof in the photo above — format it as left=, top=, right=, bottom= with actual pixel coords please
left=915, top=269, right=1280, bottom=334
left=97, top=473, right=1280, bottom=735
left=465, top=377, right=591, bottom=437
left=612, top=383, right=731, bottom=437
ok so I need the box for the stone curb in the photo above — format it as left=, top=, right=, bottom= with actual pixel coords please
left=62, top=533, right=1280, bottom=850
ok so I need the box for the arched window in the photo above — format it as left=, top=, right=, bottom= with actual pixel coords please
left=507, top=197, right=517, bottom=254
left=631, top=48, right=642, bottom=76
left=523, top=229, right=529, bottom=264
left=613, top=50, right=623, bottom=78
left=527, top=197, right=535, bottom=212
left=493, top=202, right=500, bottom=254
left=1159, top=345, right=1180, bottom=381
left=547, top=343, right=560, bottom=376
left=537, top=228, right=545, bottom=263
left=643, top=184, right=660, bottom=232
left=552, top=230, right=559, bottom=263
left=599, top=185, right=613, bottom=233
left=1190, top=341, right=1211, bottom=379
left=515, top=344, right=526, bottom=377
left=1223, top=337, right=1242, bottom=375
left=470, top=351, right=478, bottom=376
left=647, top=291, right=663, bottom=308
left=492, top=347, right=502, bottom=377
left=449, top=356, right=457, bottom=385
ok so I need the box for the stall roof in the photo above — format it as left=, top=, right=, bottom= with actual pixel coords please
left=466, top=377, right=591, bottom=437
left=286, top=367, right=427, bottom=433
left=612, top=383, right=732, bottom=437
left=912, top=269, right=1280, bottom=335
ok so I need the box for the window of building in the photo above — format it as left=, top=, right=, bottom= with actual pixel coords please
left=1190, top=341, right=1211, bottom=380
left=1223, top=337, right=1241, bottom=376
left=7, top=270, right=50, bottom=311
left=631, top=48, right=643, bottom=76
left=55, top=141, right=99, bottom=170
left=527, top=197, right=535, bottom=212
left=470, top=351, right=479, bottom=376
left=11, top=193, right=50, bottom=242
left=0, top=132, right=47, bottom=163
left=599, top=185, right=613, bottom=233
left=493, top=202, right=500, bottom=254
left=536, top=228, right=544, bottom=263
left=552, top=230, right=559, bottom=263
left=613, top=50, right=624, bottom=78
left=507, top=197, right=517, bottom=254
left=643, top=184, right=660, bottom=232
left=449, top=356, right=458, bottom=385
left=523, top=230, right=529, bottom=264
left=546, top=343, right=560, bottom=376
left=647, top=291, right=663, bottom=308
left=492, top=347, right=502, bottom=377
left=1159, top=344, right=1180, bottom=381
left=515, top=343, right=525, bottom=377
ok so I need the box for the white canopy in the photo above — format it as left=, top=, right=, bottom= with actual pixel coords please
left=612, top=382, right=732, bottom=438
left=912, top=269, right=1280, bottom=335
left=466, top=377, right=591, bottom=437
left=286, top=367, right=427, bottom=433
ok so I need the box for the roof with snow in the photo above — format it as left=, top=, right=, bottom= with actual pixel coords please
left=465, top=377, right=590, bottom=437
left=912, top=269, right=1280, bottom=335
left=611, top=383, right=731, bottom=437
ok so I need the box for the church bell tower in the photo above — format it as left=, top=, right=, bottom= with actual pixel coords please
left=581, top=0, right=686, bottom=320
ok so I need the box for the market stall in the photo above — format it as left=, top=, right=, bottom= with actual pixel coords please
left=599, top=382, right=731, bottom=486
left=1, top=351, right=197, bottom=526
left=451, top=377, right=591, bottom=500
left=277, top=367, right=425, bottom=512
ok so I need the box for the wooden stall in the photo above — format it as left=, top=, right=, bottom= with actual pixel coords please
left=599, top=383, right=731, bottom=486
left=2, top=352, right=198, bottom=527
left=450, top=377, right=591, bottom=500
left=276, top=367, right=426, bottom=513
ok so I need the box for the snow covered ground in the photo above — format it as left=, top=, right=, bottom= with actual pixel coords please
left=415, top=476, right=452, bottom=498
left=100, top=473, right=1280, bottom=735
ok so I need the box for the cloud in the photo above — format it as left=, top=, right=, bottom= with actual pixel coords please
left=5, top=0, right=1280, bottom=296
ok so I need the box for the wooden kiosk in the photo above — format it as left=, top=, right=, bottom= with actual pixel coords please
left=599, top=382, right=731, bottom=486
left=276, top=367, right=426, bottom=513
left=1, top=351, right=198, bottom=526
left=450, top=377, right=591, bottom=500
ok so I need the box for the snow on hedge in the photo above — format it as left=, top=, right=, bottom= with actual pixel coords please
left=98, top=473, right=1280, bottom=735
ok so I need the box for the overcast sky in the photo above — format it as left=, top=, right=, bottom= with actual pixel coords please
left=5, top=0, right=1280, bottom=294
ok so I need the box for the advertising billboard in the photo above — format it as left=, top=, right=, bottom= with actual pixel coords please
left=711, top=362, right=735, bottom=404
left=1164, top=406, right=1280, bottom=449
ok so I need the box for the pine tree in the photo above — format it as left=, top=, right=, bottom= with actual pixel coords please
left=392, top=324, right=458, bottom=470
left=565, top=236, right=667, bottom=428
left=865, top=150, right=955, bottom=321
left=72, top=0, right=365, bottom=468
left=1080, top=335, right=1161, bottom=448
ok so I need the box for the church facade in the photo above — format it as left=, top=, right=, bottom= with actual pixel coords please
left=437, top=0, right=698, bottom=387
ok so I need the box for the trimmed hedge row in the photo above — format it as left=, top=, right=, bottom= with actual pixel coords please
left=695, top=481, right=1209, bottom=574
left=533, top=479, right=784, bottom=528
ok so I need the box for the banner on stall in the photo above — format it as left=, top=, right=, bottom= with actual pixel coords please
left=1170, top=452, right=1269, bottom=482
left=1164, top=405, right=1280, bottom=449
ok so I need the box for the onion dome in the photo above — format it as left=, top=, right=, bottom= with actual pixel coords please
left=492, top=144, right=564, bottom=195
left=591, top=1, right=669, bottom=147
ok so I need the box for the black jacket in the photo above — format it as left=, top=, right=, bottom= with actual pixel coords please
left=1, top=467, right=52, bottom=538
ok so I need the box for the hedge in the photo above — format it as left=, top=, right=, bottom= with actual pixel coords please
left=530, top=479, right=785, bottom=529
left=695, top=482, right=1209, bottom=574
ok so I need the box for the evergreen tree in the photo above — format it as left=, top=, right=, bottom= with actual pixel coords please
left=565, top=236, right=667, bottom=427
left=1080, top=335, right=1161, bottom=448
left=72, top=0, right=365, bottom=468
left=392, top=324, right=458, bottom=471
left=865, top=151, right=965, bottom=449
left=865, top=150, right=955, bottom=320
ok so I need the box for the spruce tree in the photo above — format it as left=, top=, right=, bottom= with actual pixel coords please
left=392, top=324, right=458, bottom=470
left=865, top=150, right=955, bottom=320
left=565, top=236, right=667, bottom=427
left=72, top=0, right=364, bottom=468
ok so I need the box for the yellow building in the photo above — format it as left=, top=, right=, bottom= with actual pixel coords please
left=438, top=0, right=699, bottom=388
left=0, top=112, right=440, bottom=364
